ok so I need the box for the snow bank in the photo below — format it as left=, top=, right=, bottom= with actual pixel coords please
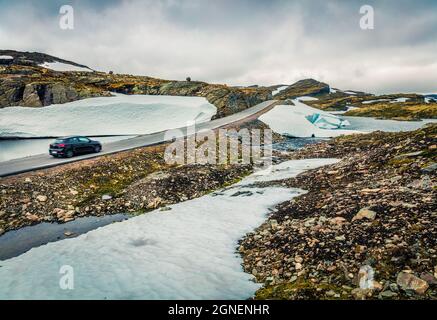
left=272, top=85, right=288, bottom=96
left=0, top=158, right=338, bottom=300
left=296, top=96, right=319, bottom=101
left=0, top=94, right=217, bottom=137
left=362, top=97, right=410, bottom=105
left=259, top=99, right=357, bottom=138
left=39, top=62, right=92, bottom=72
left=0, top=55, right=13, bottom=60
left=362, top=99, right=391, bottom=104
left=391, top=97, right=410, bottom=103
left=344, top=91, right=357, bottom=95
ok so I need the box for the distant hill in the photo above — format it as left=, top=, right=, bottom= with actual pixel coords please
left=0, top=50, right=93, bottom=71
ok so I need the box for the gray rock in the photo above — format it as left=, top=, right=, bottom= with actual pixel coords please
left=422, top=162, right=437, bottom=173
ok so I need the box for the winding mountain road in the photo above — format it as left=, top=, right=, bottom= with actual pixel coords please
left=0, top=100, right=278, bottom=177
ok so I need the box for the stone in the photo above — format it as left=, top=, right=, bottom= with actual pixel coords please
left=379, top=291, right=398, bottom=298
left=420, top=273, right=437, bottom=285
left=351, top=288, right=373, bottom=300
left=101, top=194, right=113, bottom=201
left=294, top=256, right=303, bottom=264
left=396, top=272, right=429, bottom=295
left=325, top=290, right=336, bottom=297
left=25, top=213, right=40, bottom=222
left=64, top=231, right=75, bottom=237
left=335, top=235, right=346, bottom=241
left=360, top=188, right=381, bottom=194
left=422, top=162, right=437, bottom=173
left=0, top=228, right=4, bottom=236
left=330, top=217, right=347, bottom=226
left=36, top=195, right=47, bottom=202
left=352, top=208, right=377, bottom=222
left=434, top=266, right=437, bottom=279
left=147, top=197, right=162, bottom=209
left=270, top=220, right=279, bottom=229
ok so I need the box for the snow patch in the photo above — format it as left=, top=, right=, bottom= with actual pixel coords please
left=0, top=94, right=217, bottom=137
left=344, top=91, right=357, bottom=95
left=0, top=55, right=13, bottom=60
left=0, top=158, right=338, bottom=300
left=272, top=85, right=288, bottom=96
left=259, top=99, right=358, bottom=138
left=39, top=62, right=92, bottom=72
left=362, top=99, right=391, bottom=104
left=296, top=96, right=319, bottom=101
left=390, top=97, right=410, bottom=103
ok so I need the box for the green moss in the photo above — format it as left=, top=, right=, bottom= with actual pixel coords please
left=344, top=102, right=437, bottom=120
left=254, top=278, right=347, bottom=300
left=387, top=158, right=414, bottom=167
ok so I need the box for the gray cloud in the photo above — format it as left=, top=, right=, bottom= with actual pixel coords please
left=0, top=0, right=436, bottom=94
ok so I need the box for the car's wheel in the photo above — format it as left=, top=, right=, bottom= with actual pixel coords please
left=94, top=145, right=101, bottom=153
left=66, top=150, right=74, bottom=158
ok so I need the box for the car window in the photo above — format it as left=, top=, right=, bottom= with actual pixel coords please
left=54, top=139, right=66, bottom=143
left=78, top=137, right=90, bottom=143
left=68, top=138, right=78, bottom=143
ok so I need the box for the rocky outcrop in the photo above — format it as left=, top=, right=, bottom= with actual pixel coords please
left=240, top=124, right=437, bottom=300
left=0, top=141, right=254, bottom=232
left=17, top=82, right=103, bottom=107
left=275, top=78, right=330, bottom=100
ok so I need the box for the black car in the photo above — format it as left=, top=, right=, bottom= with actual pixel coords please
left=49, top=136, right=102, bottom=158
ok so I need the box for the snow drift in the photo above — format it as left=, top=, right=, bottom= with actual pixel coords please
left=0, top=94, right=217, bottom=137
left=259, top=99, right=356, bottom=138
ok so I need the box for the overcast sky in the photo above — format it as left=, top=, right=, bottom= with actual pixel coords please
left=0, top=0, right=436, bottom=94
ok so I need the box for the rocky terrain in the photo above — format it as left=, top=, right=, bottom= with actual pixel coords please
left=304, top=92, right=437, bottom=120
left=240, top=123, right=437, bottom=300
left=344, top=99, right=437, bottom=120
left=0, top=142, right=256, bottom=234
left=274, top=79, right=331, bottom=100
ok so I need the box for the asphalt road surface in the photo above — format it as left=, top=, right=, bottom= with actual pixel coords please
left=0, top=100, right=278, bottom=177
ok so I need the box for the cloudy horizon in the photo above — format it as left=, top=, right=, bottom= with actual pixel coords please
left=0, top=0, right=436, bottom=94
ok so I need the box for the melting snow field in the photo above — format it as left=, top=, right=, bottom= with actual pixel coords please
left=0, top=159, right=338, bottom=300
left=0, top=94, right=217, bottom=137
left=259, top=99, right=357, bottom=138
left=343, top=116, right=437, bottom=132
left=259, top=98, right=435, bottom=138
